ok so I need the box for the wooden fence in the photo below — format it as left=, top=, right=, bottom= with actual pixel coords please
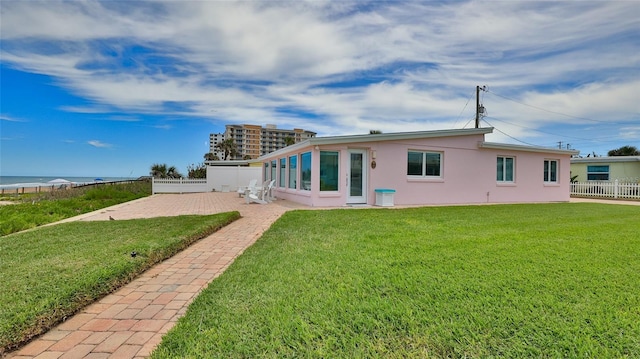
left=571, top=180, right=640, bottom=200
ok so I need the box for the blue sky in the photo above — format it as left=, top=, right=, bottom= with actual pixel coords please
left=1, top=0, right=638, bottom=177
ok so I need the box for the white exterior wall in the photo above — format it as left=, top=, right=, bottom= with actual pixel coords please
left=206, top=166, right=262, bottom=192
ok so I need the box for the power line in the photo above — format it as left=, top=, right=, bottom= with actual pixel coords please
left=484, top=115, right=633, bottom=147
left=453, top=90, right=475, bottom=128
left=483, top=116, right=593, bottom=141
left=461, top=115, right=476, bottom=129
left=484, top=88, right=613, bottom=124
left=481, top=118, right=541, bottom=147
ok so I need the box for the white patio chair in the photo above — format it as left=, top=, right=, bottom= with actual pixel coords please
left=265, top=180, right=276, bottom=202
left=247, top=180, right=275, bottom=205
left=238, top=179, right=258, bottom=198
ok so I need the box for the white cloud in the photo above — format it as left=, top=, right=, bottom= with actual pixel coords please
left=87, top=140, right=112, bottom=148
left=0, top=0, right=638, bottom=149
left=619, top=126, right=640, bottom=141
left=58, top=105, right=112, bottom=113
left=0, top=114, right=26, bottom=122
left=107, top=116, right=141, bottom=122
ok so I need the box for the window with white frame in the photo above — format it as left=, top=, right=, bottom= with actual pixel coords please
left=407, top=151, right=442, bottom=177
left=279, top=158, right=286, bottom=187
left=320, top=151, right=339, bottom=191
left=300, top=152, right=311, bottom=191
left=587, top=165, right=609, bottom=181
left=496, top=156, right=515, bottom=182
left=543, top=160, right=558, bottom=183
left=288, top=155, right=297, bottom=189
left=270, top=160, right=276, bottom=182
left=263, top=162, right=269, bottom=182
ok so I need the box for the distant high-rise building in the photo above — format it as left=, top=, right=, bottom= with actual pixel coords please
left=208, top=133, right=226, bottom=160
left=209, top=124, right=316, bottom=160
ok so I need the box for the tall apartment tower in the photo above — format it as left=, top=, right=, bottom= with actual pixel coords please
left=208, top=133, right=226, bottom=159
left=210, top=124, right=316, bottom=160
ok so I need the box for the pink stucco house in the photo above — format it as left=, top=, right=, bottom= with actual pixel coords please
left=257, top=127, right=578, bottom=207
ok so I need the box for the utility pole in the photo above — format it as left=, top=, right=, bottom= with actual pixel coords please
left=475, top=86, right=486, bottom=128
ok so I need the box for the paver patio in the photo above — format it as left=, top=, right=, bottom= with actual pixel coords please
left=7, top=192, right=305, bottom=359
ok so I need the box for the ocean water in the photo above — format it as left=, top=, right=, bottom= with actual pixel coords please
left=0, top=176, right=136, bottom=187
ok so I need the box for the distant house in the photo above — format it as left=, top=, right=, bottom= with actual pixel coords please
left=570, top=156, right=640, bottom=182
left=257, top=127, right=578, bottom=207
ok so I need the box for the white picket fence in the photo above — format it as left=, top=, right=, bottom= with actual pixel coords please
left=571, top=180, right=640, bottom=200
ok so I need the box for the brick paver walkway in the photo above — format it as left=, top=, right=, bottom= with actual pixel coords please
left=7, top=192, right=305, bottom=359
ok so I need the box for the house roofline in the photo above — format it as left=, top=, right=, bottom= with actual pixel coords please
left=479, top=142, right=580, bottom=155
left=258, top=127, right=494, bottom=160
left=204, top=160, right=257, bottom=166
left=570, top=156, right=640, bottom=163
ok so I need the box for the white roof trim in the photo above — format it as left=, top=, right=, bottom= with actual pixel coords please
left=479, top=142, right=579, bottom=155
left=205, top=160, right=258, bottom=166
left=259, top=127, right=494, bottom=160
left=571, top=156, right=640, bottom=163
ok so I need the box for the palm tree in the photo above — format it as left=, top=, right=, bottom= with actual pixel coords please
left=150, top=163, right=167, bottom=178
left=215, top=138, right=239, bottom=160
left=167, top=166, right=183, bottom=179
left=187, top=163, right=207, bottom=178
left=608, top=145, right=640, bottom=156
left=284, top=136, right=296, bottom=146
left=150, top=163, right=183, bottom=178
left=204, top=152, right=216, bottom=161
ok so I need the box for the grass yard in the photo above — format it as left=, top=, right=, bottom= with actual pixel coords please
left=153, top=203, right=640, bottom=358
left=0, top=181, right=152, bottom=236
left=0, top=212, right=240, bottom=353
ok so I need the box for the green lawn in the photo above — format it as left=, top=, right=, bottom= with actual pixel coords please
left=0, top=181, right=152, bottom=236
left=0, top=212, right=240, bottom=353
left=153, top=203, right=640, bottom=358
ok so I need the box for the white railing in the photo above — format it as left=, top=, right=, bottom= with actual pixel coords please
left=150, top=166, right=263, bottom=194
left=571, top=180, right=640, bottom=200
left=152, top=178, right=209, bottom=194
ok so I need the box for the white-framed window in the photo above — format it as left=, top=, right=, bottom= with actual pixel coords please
left=587, top=165, right=609, bottom=181
left=288, top=155, right=297, bottom=189
left=300, top=152, right=312, bottom=191
left=270, top=160, right=276, bottom=182
left=497, top=156, right=515, bottom=182
left=320, top=151, right=339, bottom=191
left=407, top=151, right=442, bottom=177
left=263, top=162, right=269, bottom=182
left=544, top=160, right=558, bottom=183
left=279, top=158, right=286, bottom=187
